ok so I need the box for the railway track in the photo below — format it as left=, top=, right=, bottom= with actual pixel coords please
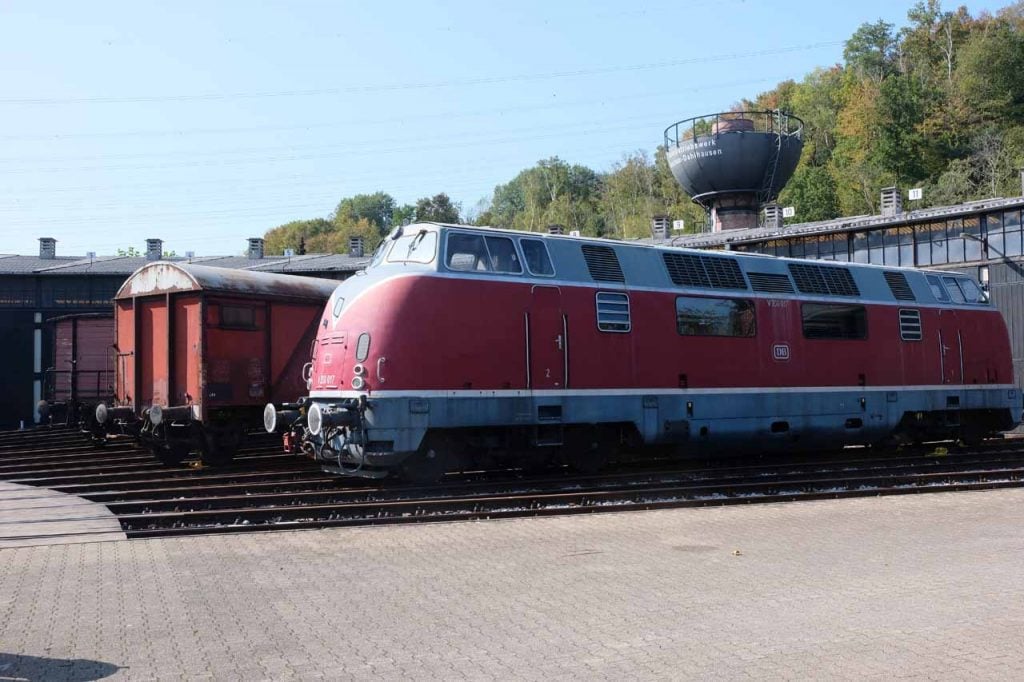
left=2, top=427, right=1024, bottom=539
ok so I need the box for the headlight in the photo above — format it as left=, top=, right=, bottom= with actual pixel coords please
left=263, top=403, right=278, bottom=433
left=352, top=376, right=365, bottom=390
left=308, top=402, right=323, bottom=436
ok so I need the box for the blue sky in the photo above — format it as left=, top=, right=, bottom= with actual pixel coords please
left=0, top=0, right=997, bottom=256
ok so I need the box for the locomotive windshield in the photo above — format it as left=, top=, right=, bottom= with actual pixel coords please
left=386, top=230, right=437, bottom=264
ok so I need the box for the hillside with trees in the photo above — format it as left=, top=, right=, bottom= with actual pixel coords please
left=263, top=0, right=1024, bottom=254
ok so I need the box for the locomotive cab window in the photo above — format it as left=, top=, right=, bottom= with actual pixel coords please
left=676, top=296, right=756, bottom=337
left=446, top=233, right=490, bottom=271
left=484, top=236, right=522, bottom=274
left=596, top=292, right=630, bottom=332
left=801, top=303, right=867, bottom=340
left=521, top=238, right=555, bottom=276
left=445, top=233, right=522, bottom=274
left=944, top=276, right=986, bottom=304
left=926, top=274, right=950, bottom=302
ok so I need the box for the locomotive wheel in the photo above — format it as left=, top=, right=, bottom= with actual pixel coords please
left=152, top=442, right=190, bottom=466
left=400, top=433, right=452, bottom=483
left=564, top=426, right=615, bottom=474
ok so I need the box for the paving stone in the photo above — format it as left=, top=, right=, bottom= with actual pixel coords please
left=1, top=489, right=1024, bottom=679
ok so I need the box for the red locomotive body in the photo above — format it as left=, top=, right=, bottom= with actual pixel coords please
left=97, top=262, right=337, bottom=464
left=267, top=223, right=1020, bottom=479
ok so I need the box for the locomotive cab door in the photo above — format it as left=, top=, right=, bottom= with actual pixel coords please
left=527, top=286, right=566, bottom=390
left=937, top=309, right=963, bottom=385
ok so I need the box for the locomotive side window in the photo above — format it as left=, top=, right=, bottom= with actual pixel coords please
left=596, top=292, right=630, bottom=332
left=801, top=304, right=867, bottom=340
left=675, top=296, right=756, bottom=337
left=941, top=276, right=967, bottom=304
left=926, top=274, right=950, bottom=302
left=446, top=233, right=491, bottom=272
left=219, top=305, right=257, bottom=329
left=959, top=278, right=988, bottom=303
left=521, top=238, right=555, bottom=276
left=332, top=296, right=345, bottom=318
left=484, top=236, right=522, bottom=274
left=944, top=276, right=987, bottom=304
left=898, top=309, right=923, bottom=341
left=387, top=230, right=437, bottom=264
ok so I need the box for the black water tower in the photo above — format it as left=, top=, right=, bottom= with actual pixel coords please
left=664, top=111, right=803, bottom=231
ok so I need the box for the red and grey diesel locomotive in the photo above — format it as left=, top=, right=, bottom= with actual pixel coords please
left=265, top=222, right=1020, bottom=478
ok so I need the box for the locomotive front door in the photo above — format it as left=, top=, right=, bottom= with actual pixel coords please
left=937, top=310, right=963, bottom=385
left=528, top=286, right=566, bottom=390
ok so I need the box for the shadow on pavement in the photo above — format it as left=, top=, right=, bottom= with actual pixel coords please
left=0, top=653, right=123, bottom=681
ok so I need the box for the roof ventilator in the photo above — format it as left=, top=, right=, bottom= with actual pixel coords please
left=581, top=244, right=625, bottom=283
left=662, top=252, right=747, bottom=290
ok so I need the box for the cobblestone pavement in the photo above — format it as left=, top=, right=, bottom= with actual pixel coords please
left=1, top=489, right=1023, bottom=680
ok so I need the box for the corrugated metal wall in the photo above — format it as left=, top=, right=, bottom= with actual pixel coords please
left=986, top=262, right=1024, bottom=389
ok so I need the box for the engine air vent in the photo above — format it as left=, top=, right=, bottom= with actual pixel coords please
left=898, top=308, right=923, bottom=341
left=581, top=244, right=625, bottom=283
left=748, top=272, right=795, bottom=293
left=662, top=253, right=747, bottom=290
left=884, top=271, right=916, bottom=301
left=788, top=263, right=860, bottom=297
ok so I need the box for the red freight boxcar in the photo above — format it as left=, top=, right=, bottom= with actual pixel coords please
left=41, top=313, right=116, bottom=426
left=95, top=262, right=338, bottom=465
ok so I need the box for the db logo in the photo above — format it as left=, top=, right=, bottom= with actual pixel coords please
left=772, top=343, right=791, bottom=361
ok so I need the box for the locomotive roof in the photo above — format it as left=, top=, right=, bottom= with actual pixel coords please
left=115, top=262, right=339, bottom=301
left=371, top=223, right=989, bottom=308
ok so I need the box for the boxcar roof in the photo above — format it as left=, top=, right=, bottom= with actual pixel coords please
left=115, top=262, right=339, bottom=301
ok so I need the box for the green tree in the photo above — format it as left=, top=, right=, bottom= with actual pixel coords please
left=778, top=164, right=840, bottom=222
left=955, top=15, right=1024, bottom=125
left=413, top=193, right=461, bottom=223
left=306, top=217, right=381, bottom=254
left=844, top=20, right=897, bottom=83
left=263, top=218, right=333, bottom=255
left=333, top=192, right=397, bottom=237
left=486, top=157, right=605, bottom=235
left=392, top=203, right=416, bottom=227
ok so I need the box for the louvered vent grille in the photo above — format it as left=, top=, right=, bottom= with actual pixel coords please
left=581, top=245, right=625, bottom=283
left=899, top=309, right=923, bottom=341
left=748, top=272, right=795, bottom=293
left=662, top=253, right=747, bottom=290
left=884, top=271, right=916, bottom=301
left=788, top=263, right=860, bottom=297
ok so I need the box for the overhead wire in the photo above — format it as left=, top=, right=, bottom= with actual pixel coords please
left=0, top=42, right=839, bottom=106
